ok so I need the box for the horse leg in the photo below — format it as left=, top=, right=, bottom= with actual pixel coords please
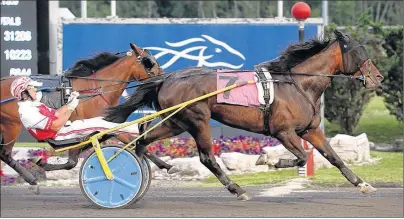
left=0, top=127, right=39, bottom=194
left=30, top=148, right=80, bottom=171
left=189, top=121, right=251, bottom=201
left=301, top=127, right=376, bottom=193
left=272, top=130, right=308, bottom=168
left=143, top=151, right=175, bottom=173
left=111, top=129, right=177, bottom=173
left=138, top=119, right=176, bottom=171
left=135, top=123, right=184, bottom=174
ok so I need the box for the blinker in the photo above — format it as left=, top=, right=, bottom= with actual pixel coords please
left=141, top=57, right=155, bottom=69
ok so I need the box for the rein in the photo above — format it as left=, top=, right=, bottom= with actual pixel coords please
left=80, top=69, right=364, bottom=98
left=251, top=69, right=366, bottom=81
left=79, top=73, right=112, bottom=106
left=64, top=75, right=131, bottom=83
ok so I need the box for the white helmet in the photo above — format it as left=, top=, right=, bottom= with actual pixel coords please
left=10, top=77, right=42, bottom=101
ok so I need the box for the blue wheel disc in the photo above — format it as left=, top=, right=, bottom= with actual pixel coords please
left=80, top=146, right=143, bottom=208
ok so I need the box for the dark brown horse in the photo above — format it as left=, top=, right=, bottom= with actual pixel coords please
left=0, top=43, right=175, bottom=188
left=105, top=30, right=384, bottom=200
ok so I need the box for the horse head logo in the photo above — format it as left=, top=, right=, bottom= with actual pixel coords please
left=144, top=34, right=245, bottom=69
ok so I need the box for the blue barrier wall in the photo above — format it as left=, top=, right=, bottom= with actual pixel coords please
left=62, top=21, right=320, bottom=138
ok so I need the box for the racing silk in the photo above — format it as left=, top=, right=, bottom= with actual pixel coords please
left=17, top=101, right=58, bottom=140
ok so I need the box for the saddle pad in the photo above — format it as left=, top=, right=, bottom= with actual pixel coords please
left=216, top=70, right=261, bottom=107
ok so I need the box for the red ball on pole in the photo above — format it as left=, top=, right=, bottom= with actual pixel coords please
left=291, top=2, right=311, bottom=20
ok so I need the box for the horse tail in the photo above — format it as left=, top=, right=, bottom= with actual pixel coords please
left=104, top=76, right=165, bottom=123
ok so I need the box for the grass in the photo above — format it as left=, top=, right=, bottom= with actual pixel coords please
left=310, top=151, right=403, bottom=186
left=325, top=96, right=403, bottom=144
left=201, top=151, right=403, bottom=187
left=14, top=142, right=48, bottom=148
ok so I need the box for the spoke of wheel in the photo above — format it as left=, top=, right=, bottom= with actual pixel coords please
left=114, top=176, right=138, bottom=190
left=86, top=176, right=106, bottom=184
left=109, top=180, right=115, bottom=205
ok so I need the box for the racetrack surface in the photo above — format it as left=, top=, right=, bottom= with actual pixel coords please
left=1, top=183, right=403, bottom=217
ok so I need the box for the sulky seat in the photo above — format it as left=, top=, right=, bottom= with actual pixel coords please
left=45, top=132, right=118, bottom=150
left=46, top=137, right=85, bottom=150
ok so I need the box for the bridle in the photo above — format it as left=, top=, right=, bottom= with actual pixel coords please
left=114, top=47, right=160, bottom=79
left=337, top=37, right=374, bottom=87
left=356, top=58, right=373, bottom=86
left=66, top=47, right=162, bottom=104
left=132, top=48, right=161, bottom=77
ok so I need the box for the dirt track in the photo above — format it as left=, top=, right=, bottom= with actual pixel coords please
left=1, top=181, right=402, bottom=217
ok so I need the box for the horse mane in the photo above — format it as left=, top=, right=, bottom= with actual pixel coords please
left=258, top=37, right=332, bottom=72
left=64, top=52, right=122, bottom=77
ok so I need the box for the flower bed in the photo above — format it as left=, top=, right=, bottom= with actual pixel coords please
left=147, top=136, right=280, bottom=158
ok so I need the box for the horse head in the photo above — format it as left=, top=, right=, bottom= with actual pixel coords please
left=128, top=43, right=163, bottom=80
left=145, top=35, right=245, bottom=69
left=334, top=29, right=384, bottom=89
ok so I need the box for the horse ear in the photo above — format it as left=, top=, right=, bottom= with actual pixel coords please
left=130, top=43, right=137, bottom=51
left=334, top=29, right=349, bottom=42
left=333, top=29, right=343, bottom=38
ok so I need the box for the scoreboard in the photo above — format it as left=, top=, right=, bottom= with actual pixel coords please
left=1, top=0, right=37, bottom=78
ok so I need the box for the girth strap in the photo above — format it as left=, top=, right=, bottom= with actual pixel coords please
left=255, top=67, right=275, bottom=135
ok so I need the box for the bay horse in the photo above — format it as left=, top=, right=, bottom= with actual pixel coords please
left=0, top=43, right=175, bottom=188
left=105, top=30, right=384, bottom=200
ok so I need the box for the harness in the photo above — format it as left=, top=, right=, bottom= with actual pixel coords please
left=254, top=67, right=275, bottom=135
left=78, top=72, right=112, bottom=106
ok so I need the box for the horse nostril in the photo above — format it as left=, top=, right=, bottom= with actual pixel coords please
left=377, top=75, right=384, bottom=82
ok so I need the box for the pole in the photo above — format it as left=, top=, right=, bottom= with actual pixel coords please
left=298, top=20, right=304, bottom=42
left=296, top=18, right=314, bottom=177
left=110, top=0, right=116, bottom=17
left=81, top=0, right=87, bottom=18
left=322, top=0, right=329, bottom=26
left=277, top=1, right=283, bottom=18
left=297, top=19, right=305, bottom=176
left=320, top=0, right=328, bottom=132
left=48, top=0, right=58, bottom=75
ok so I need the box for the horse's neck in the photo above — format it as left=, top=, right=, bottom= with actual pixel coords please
left=96, top=57, right=134, bottom=82
left=292, top=42, right=342, bottom=104
left=85, top=57, right=134, bottom=104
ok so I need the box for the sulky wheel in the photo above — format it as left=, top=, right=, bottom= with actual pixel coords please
left=133, top=156, right=152, bottom=203
left=79, top=145, right=143, bottom=209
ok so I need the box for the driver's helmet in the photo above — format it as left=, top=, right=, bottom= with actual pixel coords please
left=10, top=76, right=42, bottom=101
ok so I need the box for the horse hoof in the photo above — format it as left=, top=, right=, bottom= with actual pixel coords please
left=359, top=182, right=377, bottom=194
left=255, top=154, right=267, bottom=165
left=167, top=166, right=181, bottom=174
left=28, top=185, right=40, bottom=195
left=237, top=192, right=252, bottom=201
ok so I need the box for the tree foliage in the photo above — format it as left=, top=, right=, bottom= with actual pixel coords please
left=378, top=28, right=403, bottom=122
left=59, top=0, right=402, bottom=26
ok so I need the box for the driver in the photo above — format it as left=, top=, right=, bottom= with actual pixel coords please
left=11, top=76, right=140, bottom=142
